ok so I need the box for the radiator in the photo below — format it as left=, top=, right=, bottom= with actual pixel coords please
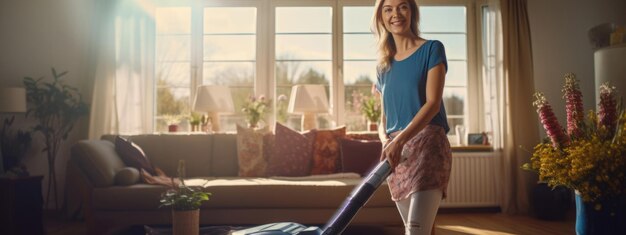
left=440, top=152, right=499, bottom=208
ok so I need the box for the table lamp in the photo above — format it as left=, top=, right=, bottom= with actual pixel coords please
left=288, top=84, right=329, bottom=131
left=192, top=85, right=235, bottom=133
left=0, top=87, right=27, bottom=174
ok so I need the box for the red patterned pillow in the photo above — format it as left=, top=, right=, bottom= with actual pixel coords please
left=236, top=125, right=271, bottom=177
left=266, top=123, right=316, bottom=177
left=340, top=138, right=382, bottom=176
left=115, top=136, right=156, bottom=175
left=310, top=126, right=347, bottom=175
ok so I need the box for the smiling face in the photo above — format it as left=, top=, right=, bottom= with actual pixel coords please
left=381, top=0, right=413, bottom=36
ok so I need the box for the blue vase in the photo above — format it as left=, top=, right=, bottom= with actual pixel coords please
left=575, top=193, right=626, bottom=235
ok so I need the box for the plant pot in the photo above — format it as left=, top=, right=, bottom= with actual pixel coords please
left=168, top=124, right=178, bottom=132
left=368, top=121, right=377, bottom=132
left=575, top=192, right=626, bottom=235
left=172, top=209, right=199, bottom=235
left=530, top=183, right=572, bottom=221
left=248, top=122, right=259, bottom=129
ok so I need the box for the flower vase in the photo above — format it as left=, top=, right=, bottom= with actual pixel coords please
left=575, top=193, right=626, bottom=235
left=172, top=209, right=199, bottom=235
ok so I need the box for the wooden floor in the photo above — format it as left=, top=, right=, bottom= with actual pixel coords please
left=45, top=212, right=575, bottom=235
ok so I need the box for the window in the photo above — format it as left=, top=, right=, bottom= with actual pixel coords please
left=152, top=0, right=482, bottom=142
left=155, top=7, right=192, bottom=132
left=420, top=6, right=469, bottom=138
left=343, top=6, right=377, bottom=132
left=275, top=6, right=333, bottom=131
left=203, top=7, right=257, bottom=131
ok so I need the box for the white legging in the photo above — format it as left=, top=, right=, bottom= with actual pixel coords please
left=394, top=189, right=442, bottom=235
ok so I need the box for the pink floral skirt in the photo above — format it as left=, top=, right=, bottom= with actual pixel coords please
left=387, top=125, right=452, bottom=201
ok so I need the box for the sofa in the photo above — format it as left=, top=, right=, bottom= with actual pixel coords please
left=66, top=133, right=401, bottom=234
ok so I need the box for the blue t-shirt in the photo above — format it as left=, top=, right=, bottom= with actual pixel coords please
left=376, top=40, right=450, bottom=135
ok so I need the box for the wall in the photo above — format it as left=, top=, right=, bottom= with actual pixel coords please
left=528, top=0, right=626, bottom=138
left=0, top=0, right=94, bottom=209
left=2, top=0, right=625, bottom=208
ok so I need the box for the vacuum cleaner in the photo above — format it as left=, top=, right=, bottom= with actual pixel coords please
left=232, top=160, right=392, bottom=235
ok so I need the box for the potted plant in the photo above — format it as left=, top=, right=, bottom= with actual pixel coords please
left=23, top=68, right=89, bottom=210
left=160, top=160, right=211, bottom=235
left=163, top=115, right=182, bottom=132
left=351, top=91, right=382, bottom=131
left=189, top=112, right=202, bottom=132
left=1, top=117, right=32, bottom=177
left=524, top=73, right=626, bottom=234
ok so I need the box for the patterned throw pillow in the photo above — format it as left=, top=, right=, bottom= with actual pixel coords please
left=266, top=123, right=316, bottom=177
left=236, top=125, right=272, bottom=177
left=339, top=138, right=382, bottom=176
left=114, top=136, right=157, bottom=175
left=310, top=126, right=347, bottom=175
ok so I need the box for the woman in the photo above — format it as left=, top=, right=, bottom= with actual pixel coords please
left=371, top=0, right=452, bottom=234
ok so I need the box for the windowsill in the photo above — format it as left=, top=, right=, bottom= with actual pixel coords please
left=155, top=132, right=494, bottom=152
left=451, top=145, right=493, bottom=152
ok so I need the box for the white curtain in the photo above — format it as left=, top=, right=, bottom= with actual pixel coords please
left=484, top=0, right=540, bottom=214
left=88, top=0, right=155, bottom=139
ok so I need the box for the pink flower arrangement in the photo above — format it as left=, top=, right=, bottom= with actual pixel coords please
left=598, top=83, right=618, bottom=138
left=525, top=73, right=626, bottom=204
left=562, top=73, right=585, bottom=138
left=533, top=92, right=570, bottom=148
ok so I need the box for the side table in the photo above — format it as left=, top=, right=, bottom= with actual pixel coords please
left=0, top=176, right=44, bottom=235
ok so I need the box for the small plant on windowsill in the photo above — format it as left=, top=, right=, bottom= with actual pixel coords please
left=351, top=91, right=381, bottom=131
left=361, top=95, right=381, bottom=123
left=189, top=112, right=202, bottom=132
left=241, top=94, right=272, bottom=129
left=163, top=114, right=182, bottom=132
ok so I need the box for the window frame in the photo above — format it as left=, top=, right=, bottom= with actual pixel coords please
left=151, top=0, right=485, bottom=138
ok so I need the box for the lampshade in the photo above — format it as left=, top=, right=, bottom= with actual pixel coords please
left=193, top=85, right=235, bottom=113
left=288, top=85, right=329, bottom=114
left=192, top=85, right=234, bottom=133
left=0, top=87, right=27, bottom=113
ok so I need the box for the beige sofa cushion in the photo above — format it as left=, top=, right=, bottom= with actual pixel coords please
left=71, top=140, right=126, bottom=187
left=101, top=134, right=239, bottom=177
left=92, top=174, right=393, bottom=210
left=210, top=134, right=239, bottom=177
left=124, top=134, right=214, bottom=177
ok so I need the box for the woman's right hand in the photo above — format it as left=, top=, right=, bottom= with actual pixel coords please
left=382, top=138, right=404, bottom=169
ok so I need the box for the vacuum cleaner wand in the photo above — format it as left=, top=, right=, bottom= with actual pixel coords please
left=232, top=160, right=392, bottom=235
left=321, top=160, right=392, bottom=235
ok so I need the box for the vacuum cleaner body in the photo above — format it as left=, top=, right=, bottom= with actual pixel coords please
left=233, top=160, right=392, bottom=235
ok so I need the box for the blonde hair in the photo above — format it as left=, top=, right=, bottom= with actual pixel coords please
left=371, top=0, right=421, bottom=72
